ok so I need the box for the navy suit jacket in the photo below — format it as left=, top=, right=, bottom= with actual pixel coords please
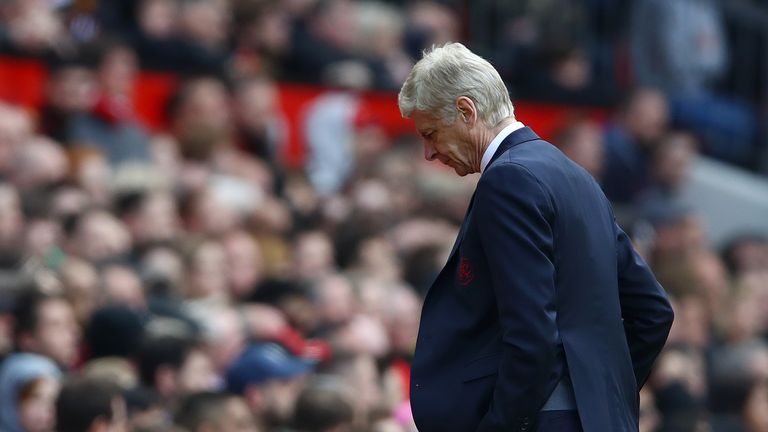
left=409, top=127, right=674, bottom=432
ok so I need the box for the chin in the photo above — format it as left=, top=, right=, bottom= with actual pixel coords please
left=453, top=166, right=470, bottom=177
left=440, top=159, right=470, bottom=176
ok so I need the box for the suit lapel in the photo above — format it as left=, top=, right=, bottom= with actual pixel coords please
left=446, top=192, right=476, bottom=260
left=421, top=193, right=474, bottom=303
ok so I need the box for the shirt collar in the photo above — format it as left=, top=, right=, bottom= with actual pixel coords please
left=481, top=121, right=525, bottom=172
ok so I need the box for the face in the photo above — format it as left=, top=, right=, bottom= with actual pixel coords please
left=317, top=0, right=356, bottom=50
left=205, top=308, right=246, bottom=373
left=411, top=110, right=474, bottom=176
left=673, top=296, right=709, bottom=350
left=75, top=153, right=112, bottom=207
left=564, top=122, right=604, bottom=177
left=178, top=349, right=217, bottom=394
left=139, top=0, right=178, bottom=38
left=175, top=79, right=231, bottom=135
left=218, top=397, right=259, bottom=432
left=626, top=90, right=669, bottom=144
left=127, top=405, right=166, bottom=432
left=60, top=259, right=100, bottom=325
left=260, top=376, right=307, bottom=422
left=254, top=9, right=290, bottom=54
left=25, top=219, right=62, bottom=259
left=32, top=299, right=80, bottom=367
left=102, top=266, right=146, bottom=310
left=0, top=185, right=23, bottom=245
left=75, top=212, right=131, bottom=262
left=294, top=233, right=334, bottom=280
left=141, top=247, right=184, bottom=293
left=237, top=80, right=277, bottom=132
left=180, top=0, right=228, bottom=48
left=191, top=189, right=238, bottom=236
left=732, top=241, right=768, bottom=274
left=358, top=237, right=400, bottom=280
left=18, top=377, right=59, bottom=432
left=223, top=232, right=263, bottom=299
left=189, top=241, right=228, bottom=298
left=0, top=106, right=33, bottom=168
left=47, top=67, right=97, bottom=112
left=655, top=137, right=694, bottom=188
left=17, top=139, right=68, bottom=189
left=387, top=290, right=420, bottom=354
left=100, top=47, right=138, bottom=96
left=317, top=276, right=356, bottom=326
left=134, top=192, right=180, bottom=243
left=52, top=186, right=90, bottom=218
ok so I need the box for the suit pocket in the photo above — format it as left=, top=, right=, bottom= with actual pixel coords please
left=462, top=353, right=500, bottom=382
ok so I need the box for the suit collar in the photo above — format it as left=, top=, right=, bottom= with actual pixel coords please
left=486, top=126, right=541, bottom=170
left=481, top=121, right=525, bottom=172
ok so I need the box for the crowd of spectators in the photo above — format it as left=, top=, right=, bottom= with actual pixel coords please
left=478, top=0, right=764, bottom=170
left=0, top=0, right=450, bottom=90
left=0, top=1, right=767, bottom=432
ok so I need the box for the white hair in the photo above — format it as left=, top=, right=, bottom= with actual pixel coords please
left=398, top=42, right=514, bottom=126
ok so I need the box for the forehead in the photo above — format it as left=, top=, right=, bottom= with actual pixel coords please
left=411, top=111, right=440, bottom=125
left=411, top=110, right=441, bottom=130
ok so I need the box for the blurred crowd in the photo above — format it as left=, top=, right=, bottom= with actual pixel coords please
left=478, top=0, right=764, bottom=170
left=2, top=0, right=765, bottom=171
left=0, top=1, right=767, bottom=432
left=0, top=0, right=453, bottom=90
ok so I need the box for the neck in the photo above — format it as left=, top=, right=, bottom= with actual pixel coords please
left=472, top=117, right=517, bottom=172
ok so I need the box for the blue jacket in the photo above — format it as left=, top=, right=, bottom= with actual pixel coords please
left=409, top=127, right=674, bottom=432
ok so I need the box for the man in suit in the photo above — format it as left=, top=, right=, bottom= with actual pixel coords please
left=397, top=43, right=674, bottom=432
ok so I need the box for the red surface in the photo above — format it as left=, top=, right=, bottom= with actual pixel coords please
left=132, top=71, right=178, bottom=132
left=0, top=57, right=48, bottom=109
left=0, top=56, right=608, bottom=168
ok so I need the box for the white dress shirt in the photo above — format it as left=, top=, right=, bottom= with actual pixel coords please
left=480, top=121, right=525, bottom=173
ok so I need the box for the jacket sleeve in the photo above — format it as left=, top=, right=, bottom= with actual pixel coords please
left=615, top=223, right=674, bottom=389
left=474, top=163, right=559, bottom=431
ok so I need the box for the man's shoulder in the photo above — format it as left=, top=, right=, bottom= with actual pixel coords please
left=480, top=156, right=540, bottom=186
left=487, top=138, right=604, bottom=203
left=492, top=138, right=573, bottom=179
left=477, top=155, right=556, bottom=215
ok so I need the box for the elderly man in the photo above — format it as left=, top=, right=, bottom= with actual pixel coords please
left=398, top=43, right=674, bottom=432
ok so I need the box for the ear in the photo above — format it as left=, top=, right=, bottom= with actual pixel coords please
left=455, top=96, right=477, bottom=127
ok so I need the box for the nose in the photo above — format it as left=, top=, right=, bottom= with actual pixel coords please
left=424, top=143, right=437, bottom=161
